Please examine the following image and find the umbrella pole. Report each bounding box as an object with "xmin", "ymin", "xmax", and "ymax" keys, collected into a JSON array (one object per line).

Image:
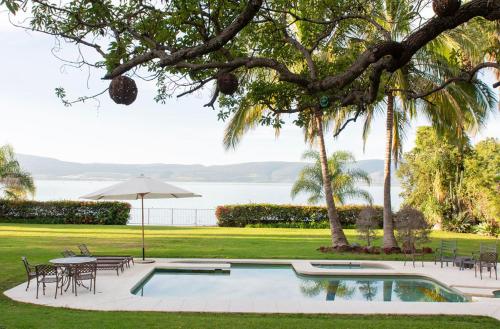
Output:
[{"xmin": 141, "ymin": 195, "xmax": 145, "ymax": 260}]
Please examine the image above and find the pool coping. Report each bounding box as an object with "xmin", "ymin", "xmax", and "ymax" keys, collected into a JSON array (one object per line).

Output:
[{"xmin": 4, "ymin": 258, "xmax": 500, "ymax": 320}]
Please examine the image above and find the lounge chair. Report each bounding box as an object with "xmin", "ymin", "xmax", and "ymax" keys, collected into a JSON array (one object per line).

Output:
[
  {"xmin": 434, "ymin": 240, "xmax": 457, "ymax": 267},
  {"xmin": 21, "ymin": 256, "xmax": 37, "ymax": 291},
  {"xmin": 35, "ymin": 264, "xmax": 64, "ymax": 299},
  {"xmin": 62, "ymin": 248, "xmax": 125, "ymax": 275},
  {"xmin": 61, "ymin": 249, "xmax": 78, "ymax": 258},
  {"xmin": 475, "ymin": 252, "xmax": 498, "ymax": 280},
  {"xmin": 78, "ymin": 244, "xmax": 134, "ymax": 266},
  {"xmin": 73, "ymin": 262, "xmax": 97, "ymax": 296}
]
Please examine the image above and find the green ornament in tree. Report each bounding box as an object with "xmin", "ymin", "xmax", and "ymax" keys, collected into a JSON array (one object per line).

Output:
[{"xmin": 319, "ymin": 96, "xmax": 330, "ymax": 108}]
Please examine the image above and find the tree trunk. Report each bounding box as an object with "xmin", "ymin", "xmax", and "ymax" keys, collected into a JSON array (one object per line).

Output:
[
  {"xmin": 314, "ymin": 111, "xmax": 349, "ymax": 247},
  {"xmin": 383, "ymin": 94, "xmax": 398, "ymax": 249}
]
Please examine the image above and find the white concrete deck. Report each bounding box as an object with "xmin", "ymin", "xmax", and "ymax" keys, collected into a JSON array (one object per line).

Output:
[{"xmin": 4, "ymin": 259, "xmax": 500, "ymax": 320}]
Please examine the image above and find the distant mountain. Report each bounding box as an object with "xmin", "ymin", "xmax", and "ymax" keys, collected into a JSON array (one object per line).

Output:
[{"xmin": 16, "ymin": 153, "xmax": 397, "ymax": 184}]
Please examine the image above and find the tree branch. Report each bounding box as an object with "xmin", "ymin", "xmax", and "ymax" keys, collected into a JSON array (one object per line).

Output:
[
  {"xmin": 391, "ymin": 62, "xmax": 500, "ymax": 99},
  {"xmin": 104, "ymin": 0, "xmax": 263, "ymax": 79},
  {"xmin": 309, "ymin": 0, "xmax": 500, "ymax": 94},
  {"xmin": 173, "ymin": 57, "xmax": 309, "ymax": 86}
]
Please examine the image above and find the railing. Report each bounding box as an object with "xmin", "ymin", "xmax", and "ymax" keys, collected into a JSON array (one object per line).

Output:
[{"xmin": 128, "ymin": 208, "xmax": 217, "ymax": 226}]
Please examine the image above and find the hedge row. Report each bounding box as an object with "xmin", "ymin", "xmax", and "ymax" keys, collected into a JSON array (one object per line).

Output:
[
  {"xmin": 0, "ymin": 200, "xmax": 131, "ymax": 225},
  {"xmin": 216, "ymin": 204, "xmax": 384, "ymax": 228}
]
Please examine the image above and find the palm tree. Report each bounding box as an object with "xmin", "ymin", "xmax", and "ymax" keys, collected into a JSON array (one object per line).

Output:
[
  {"xmin": 311, "ymin": 112, "xmax": 351, "ymax": 246},
  {"xmin": 291, "ymin": 150, "xmax": 373, "ymax": 206},
  {"xmin": 0, "ymin": 145, "xmax": 35, "ymax": 199},
  {"xmin": 341, "ymin": 1, "xmax": 498, "ymax": 249},
  {"xmin": 223, "ymin": 100, "xmax": 351, "ymax": 246}
]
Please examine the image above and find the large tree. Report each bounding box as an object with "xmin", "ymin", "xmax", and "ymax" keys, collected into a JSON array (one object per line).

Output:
[
  {"xmin": 2, "ymin": 0, "xmax": 499, "ymax": 245},
  {"xmin": 396, "ymin": 126, "xmax": 499, "ymax": 233},
  {"xmin": 336, "ymin": 0, "xmax": 498, "ymax": 249}
]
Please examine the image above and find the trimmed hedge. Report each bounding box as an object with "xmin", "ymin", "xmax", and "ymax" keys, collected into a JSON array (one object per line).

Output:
[
  {"xmin": 216, "ymin": 204, "xmax": 384, "ymax": 228},
  {"xmin": 0, "ymin": 200, "xmax": 131, "ymax": 225}
]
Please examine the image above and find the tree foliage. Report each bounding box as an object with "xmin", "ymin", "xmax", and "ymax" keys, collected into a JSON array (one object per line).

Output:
[
  {"xmin": 397, "ymin": 127, "xmax": 499, "ymax": 235},
  {"xmin": 462, "ymin": 138, "xmax": 500, "ymax": 235},
  {"xmin": 0, "ymin": 145, "xmax": 35, "ymax": 200},
  {"xmin": 1, "ymin": 0, "xmax": 498, "ymax": 134}
]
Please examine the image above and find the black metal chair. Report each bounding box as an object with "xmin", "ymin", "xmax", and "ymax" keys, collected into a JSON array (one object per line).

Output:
[
  {"xmin": 35, "ymin": 264, "xmax": 64, "ymax": 299},
  {"xmin": 479, "ymin": 243, "xmax": 497, "ymax": 254},
  {"xmin": 434, "ymin": 240, "xmax": 457, "ymax": 267},
  {"xmin": 21, "ymin": 256, "xmax": 37, "ymax": 291},
  {"xmin": 475, "ymin": 252, "xmax": 498, "ymax": 280},
  {"xmin": 403, "ymin": 244, "xmax": 424, "ymax": 267},
  {"xmin": 73, "ymin": 262, "xmax": 97, "ymax": 296}
]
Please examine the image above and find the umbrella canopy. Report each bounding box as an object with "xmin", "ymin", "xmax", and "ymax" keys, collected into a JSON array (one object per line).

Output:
[
  {"xmin": 80, "ymin": 175, "xmax": 201, "ymax": 262},
  {"xmin": 80, "ymin": 175, "xmax": 201, "ymax": 200}
]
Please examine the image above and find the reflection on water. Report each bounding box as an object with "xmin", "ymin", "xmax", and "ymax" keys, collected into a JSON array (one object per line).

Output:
[
  {"xmin": 133, "ymin": 265, "xmax": 467, "ymax": 302},
  {"xmin": 299, "ymin": 276, "xmax": 464, "ymax": 302}
]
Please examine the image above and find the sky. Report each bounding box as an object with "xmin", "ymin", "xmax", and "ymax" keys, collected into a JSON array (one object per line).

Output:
[{"xmin": 0, "ymin": 12, "xmax": 498, "ymax": 166}]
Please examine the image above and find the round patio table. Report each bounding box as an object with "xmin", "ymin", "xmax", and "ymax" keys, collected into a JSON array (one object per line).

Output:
[
  {"xmin": 50, "ymin": 257, "xmax": 96, "ymax": 292},
  {"xmin": 454, "ymin": 256, "xmax": 474, "ymax": 270},
  {"xmin": 50, "ymin": 257, "xmax": 96, "ymax": 265}
]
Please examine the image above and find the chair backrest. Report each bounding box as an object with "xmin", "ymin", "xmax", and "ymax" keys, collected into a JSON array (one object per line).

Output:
[
  {"xmin": 440, "ymin": 240, "xmax": 457, "ymax": 255},
  {"xmin": 61, "ymin": 249, "xmax": 76, "ymax": 258},
  {"xmin": 22, "ymin": 256, "xmax": 31, "ymax": 274},
  {"xmin": 479, "ymin": 252, "xmax": 498, "ymax": 264},
  {"xmin": 75, "ymin": 262, "xmax": 97, "ymax": 276},
  {"xmin": 480, "ymin": 243, "xmax": 497, "ymax": 253},
  {"xmin": 35, "ymin": 264, "xmax": 58, "ymax": 277},
  {"xmin": 78, "ymin": 244, "xmax": 92, "ymax": 256}
]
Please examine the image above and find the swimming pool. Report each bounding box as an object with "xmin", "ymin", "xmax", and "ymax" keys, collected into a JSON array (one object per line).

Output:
[{"xmin": 131, "ymin": 264, "xmax": 468, "ymax": 302}]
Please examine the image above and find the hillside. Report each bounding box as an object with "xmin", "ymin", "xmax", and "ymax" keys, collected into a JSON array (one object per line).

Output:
[{"xmin": 16, "ymin": 154, "xmax": 397, "ymax": 184}]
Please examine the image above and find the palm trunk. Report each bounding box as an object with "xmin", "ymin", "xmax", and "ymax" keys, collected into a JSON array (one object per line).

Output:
[
  {"xmin": 383, "ymin": 94, "xmax": 398, "ymax": 249},
  {"xmin": 314, "ymin": 111, "xmax": 349, "ymax": 247}
]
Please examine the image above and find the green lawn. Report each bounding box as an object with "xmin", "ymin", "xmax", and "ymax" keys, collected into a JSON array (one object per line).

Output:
[{"xmin": 0, "ymin": 223, "xmax": 498, "ymax": 328}]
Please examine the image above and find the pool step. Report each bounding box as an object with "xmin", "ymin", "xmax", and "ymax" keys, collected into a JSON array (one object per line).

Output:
[{"xmin": 156, "ymin": 262, "xmax": 230, "ymax": 272}]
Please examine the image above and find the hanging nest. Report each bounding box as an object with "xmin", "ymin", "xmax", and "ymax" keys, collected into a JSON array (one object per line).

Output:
[
  {"xmin": 432, "ymin": 0, "xmax": 461, "ymax": 17},
  {"xmin": 217, "ymin": 72, "xmax": 239, "ymax": 95},
  {"xmin": 109, "ymin": 76, "xmax": 138, "ymax": 105}
]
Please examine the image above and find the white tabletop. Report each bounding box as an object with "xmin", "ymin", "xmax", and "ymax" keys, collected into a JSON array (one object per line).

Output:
[{"xmin": 49, "ymin": 257, "xmax": 96, "ymax": 265}]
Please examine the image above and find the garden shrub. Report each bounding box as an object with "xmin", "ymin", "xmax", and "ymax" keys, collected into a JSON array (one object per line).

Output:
[
  {"xmin": 0, "ymin": 199, "xmax": 131, "ymax": 225},
  {"xmin": 216, "ymin": 204, "xmax": 383, "ymax": 228},
  {"xmin": 394, "ymin": 206, "xmax": 431, "ymax": 251},
  {"xmin": 356, "ymin": 207, "xmax": 379, "ymax": 246}
]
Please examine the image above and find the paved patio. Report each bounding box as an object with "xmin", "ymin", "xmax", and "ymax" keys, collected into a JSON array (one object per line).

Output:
[{"xmin": 4, "ymin": 259, "xmax": 500, "ymax": 320}]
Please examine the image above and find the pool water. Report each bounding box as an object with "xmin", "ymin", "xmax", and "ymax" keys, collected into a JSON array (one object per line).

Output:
[{"xmin": 132, "ymin": 265, "xmax": 467, "ymax": 302}]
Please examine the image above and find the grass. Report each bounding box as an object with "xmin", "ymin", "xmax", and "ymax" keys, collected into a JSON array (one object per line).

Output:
[{"xmin": 0, "ymin": 223, "xmax": 499, "ymax": 328}]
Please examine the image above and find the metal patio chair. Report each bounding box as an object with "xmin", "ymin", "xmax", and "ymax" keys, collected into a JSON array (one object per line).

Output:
[
  {"xmin": 35, "ymin": 264, "xmax": 64, "ymax": 299},
  {"xmin": 21, "ymin": 256, "xmax": 37, "ymax": 291},
  {"xmin": 434, "ymin": 240, "xmax": 457, "ymax": 267},
  {"xmin": 73, "ymin": 262, "xmax": 97, "ymax": 296},
  {"xmin": 475, "ymin": 252, "xmax": 498, "ymax": 280},
  {"xmin": 403, "ymin": 244, "xmax": 424, "ymax": 267}
]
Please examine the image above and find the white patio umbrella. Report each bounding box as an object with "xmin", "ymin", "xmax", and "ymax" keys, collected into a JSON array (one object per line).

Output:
[{"xmin": 80, "ymin": 175, "xmax": 201, "ymax": 263}]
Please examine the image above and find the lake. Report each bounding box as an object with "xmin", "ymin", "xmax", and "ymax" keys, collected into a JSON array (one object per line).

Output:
[
  {"xmin": 30, "ymin": 180, "xmax": 403, "ymax": 225},
  {"xmin": 33, "ymin": 180, "xmax": 403, "ymax": 209}
]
